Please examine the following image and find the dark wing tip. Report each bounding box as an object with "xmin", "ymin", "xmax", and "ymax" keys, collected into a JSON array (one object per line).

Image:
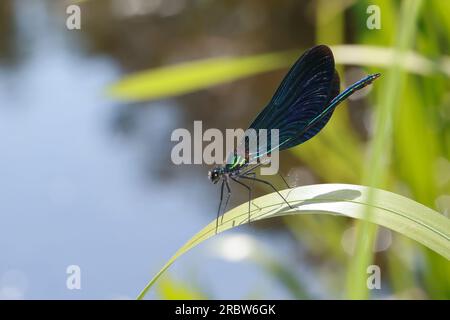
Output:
[
  {"xmin": 309, "ymin": 44, "xmax": 333, "ymax": 57},
  {"xmin": 305, "ymin": 45, "xmax": 335, "ymax": 68}
]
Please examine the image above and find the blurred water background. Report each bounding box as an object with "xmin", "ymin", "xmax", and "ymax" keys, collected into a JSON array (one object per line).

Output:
[{"xmin": 0, "ymin": 0, "xmax": 448, "ymax": 299}]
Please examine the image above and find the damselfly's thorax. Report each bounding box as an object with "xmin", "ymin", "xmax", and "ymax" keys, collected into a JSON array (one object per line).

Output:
[{"xmin": 225, "ymin": 153, "xmax": 248, "ymax": 171}]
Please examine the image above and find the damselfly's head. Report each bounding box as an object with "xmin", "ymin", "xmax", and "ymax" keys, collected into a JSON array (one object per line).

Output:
[{"xmin": 208, "ymin": 167, "xmax": 222, "ymax": 184}]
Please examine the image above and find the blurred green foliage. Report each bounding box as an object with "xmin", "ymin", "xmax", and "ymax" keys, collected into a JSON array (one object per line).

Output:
[{"xmin": 103, "ymin": 0, "xmax": 450, "ymax": 299}]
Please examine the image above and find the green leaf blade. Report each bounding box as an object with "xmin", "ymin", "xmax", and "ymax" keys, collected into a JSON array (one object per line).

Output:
[
  {"xmin": 137, "ymin": 183, "xmax": 449, "ymax": 299},
  {"xmin": 108, "ymin": 52, "xmax": 298, "ymax": 101}
]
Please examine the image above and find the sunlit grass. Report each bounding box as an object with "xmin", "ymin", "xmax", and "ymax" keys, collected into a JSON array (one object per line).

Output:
[{"xmin": 138, "ymin": 184, "xmax": 449, "ymax": 299}]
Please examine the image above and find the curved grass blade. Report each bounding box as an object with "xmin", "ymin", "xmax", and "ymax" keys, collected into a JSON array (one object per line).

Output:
[{"xmin": 137, "ymin": 183, "xmax": 450, "ymax": 299}]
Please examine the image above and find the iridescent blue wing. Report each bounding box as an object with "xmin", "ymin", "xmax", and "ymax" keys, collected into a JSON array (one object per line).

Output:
[
  {"xmin": 227, "ymin": 46, "xmax": 380, "ymax": 166},
  {"xmin": 249, "ymin": 45, "xmax": 336, "ymax": 153},
  {"xmin": 278, "ymin": 69, "xmax": 340, "ymax": 150},
  {"xmin": 235, "ymin": 45, "xmax": 338, "ymax": 164},
  {"xmin": 227, "ymin": 45, "xmax": 380, "ymax": 169},
  {"xmin": 278, "ymin": 72, "xmax": 380, "ymax": 151}
]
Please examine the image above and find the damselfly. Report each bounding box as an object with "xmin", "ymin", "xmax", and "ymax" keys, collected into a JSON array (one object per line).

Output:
[{"xmin": 208, "ymin": 45, "xmax": 380, "ymax": 232}]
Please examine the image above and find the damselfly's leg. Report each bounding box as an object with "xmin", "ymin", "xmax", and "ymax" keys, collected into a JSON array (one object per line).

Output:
[
  {"xmin": 278, "ymin": 172, "xmax": 291, "ymax": 189},
  {"xmin": 230, "ymin": 177, "xmax": 253, "ymax": 223},
  {"xmin": 220, "ymin": 180, "xmax": 231, "ymax": 224},
  {"xmin": 239, "ymin": 163, "xmax": 263, "ymax": 176},
  {"xmin": 239, "ymin": 175, "xmax": 293, "ymax": 209},
  {"xmin": 242, "ymin": 172, "xmax": 261, "ymax": 211},
  {"xmin": 216, "ymin": 180, "xmax": 225, "ymax": 234}
]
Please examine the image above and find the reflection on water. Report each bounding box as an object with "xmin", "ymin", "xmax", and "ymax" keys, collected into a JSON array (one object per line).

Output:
[{"xmin": 0, "ymin": 0, "xmax": 302, "ymax": 299}]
